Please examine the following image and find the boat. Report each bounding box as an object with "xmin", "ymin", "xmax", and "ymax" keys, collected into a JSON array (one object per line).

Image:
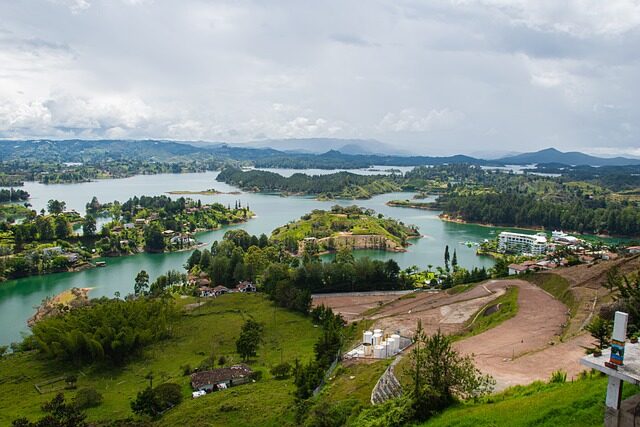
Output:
[{"xmin": 95, "ymin": 261, "xmax": 107, "ymax": 267}]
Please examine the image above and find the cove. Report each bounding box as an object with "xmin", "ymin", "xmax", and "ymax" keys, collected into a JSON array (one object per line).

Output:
[{"xmin": 2, "ymin": 170, "xmax": 504, "ymax": 345}]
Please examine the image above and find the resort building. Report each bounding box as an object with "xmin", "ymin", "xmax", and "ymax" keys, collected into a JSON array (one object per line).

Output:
[{"xmin": 498, "ymin": 231, "xmax": 548, "ymax": 255}]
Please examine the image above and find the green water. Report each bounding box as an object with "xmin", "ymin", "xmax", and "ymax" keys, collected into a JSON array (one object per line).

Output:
[{"xmin": 2, "ymin": 171, "xmax": 504, "ymax": 345}]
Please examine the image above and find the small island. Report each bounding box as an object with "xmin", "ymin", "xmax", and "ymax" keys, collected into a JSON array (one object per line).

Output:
[
  {"xmin": 270, "ymin": 205, "xmax": 420, "ymax": 254},
  {"xmin": 386, "ymin": 199, "xmax": 437, "ymax": 210},
  {"xmin": 166, "ymin": 189, "xmax": 242, "ymax": 195}
]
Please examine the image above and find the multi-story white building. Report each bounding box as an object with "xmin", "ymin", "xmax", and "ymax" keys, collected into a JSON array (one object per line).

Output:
[{"xmin": 498, "ymin": 231, "xmax": 548, "ymax": 255}]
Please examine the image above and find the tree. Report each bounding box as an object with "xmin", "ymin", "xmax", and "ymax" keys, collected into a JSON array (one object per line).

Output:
[
  {"xmin": 47, "ymin": 199, "xmax": 66, "ymax": 215},
  {"xmin": 444, "ymin": 245, "xmax": 450, "ymax": 272},
  {"xmin": 131, "ymin": 386, "xmax": 162, "ymax": 418},
  {"xmin": 82, "ymin": 215, "xmax": 96, "ymax": 237},
  {"xmin": 452, "ymin": 250, "xmax": 458, "ymax": 269},
  {"xmin": 135, "ymin": 270, "xmax": 150, "ymax": 296},
  {"xmin": 54, "ymin": 216, "xmax": 71, "ymax": 239},
  {"xmin": 0, "ymin": 345, "xmax": 8, "ymax": 358},
  {"xmin": 144, "ymin": 223, "xmax": 165, "ymax": 252},
  {"xmin": 236, "ymin": 319, "xmax": 264, "ymax": 361},
  {"xmin": 12, "ymin": 393, "xmax": 87, "ymax": 427},
  {"xmin": 270, "ymin": 362, "xmax": 292, "ymax": 379},
  {"xmin": 586, "ymin": 315, "xmax": 611, "ymax": 349},
  {"xmin": 405, "ymin": 326, "xmax": 494, "ymax": 420}
]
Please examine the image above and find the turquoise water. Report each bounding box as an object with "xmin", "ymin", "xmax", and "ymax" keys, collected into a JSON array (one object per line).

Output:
[{"xmin": 2, "ymin": 171, "xmax": 503, "ymax": 345}]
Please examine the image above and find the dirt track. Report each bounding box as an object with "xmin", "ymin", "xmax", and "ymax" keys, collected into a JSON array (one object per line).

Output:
[{"xmin": 453, "ymin": 279, "xmax": 585, "ymax": 390}]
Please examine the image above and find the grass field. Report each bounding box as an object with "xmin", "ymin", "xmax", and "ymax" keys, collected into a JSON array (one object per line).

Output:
[
  {"xmin": 320, "ymin": 361, "xmax": 390, "ymax": 405},
  {"xmin": 0, "ymin": 293, "xmax": 320, "ymax": 426},
  {"xmin": 420, "ymin": 373, "xmax": 639, "ymax": 427}
]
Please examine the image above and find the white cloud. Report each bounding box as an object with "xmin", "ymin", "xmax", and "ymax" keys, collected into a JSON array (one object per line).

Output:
[{"xmin": 380, "ymin": 109, "xmax": 464, "ymax": 132}]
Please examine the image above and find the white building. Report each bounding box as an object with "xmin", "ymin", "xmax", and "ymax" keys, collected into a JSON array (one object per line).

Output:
[
  {"xmin": 551, "ymin": 230, "xmax": 579, "ymax": 244},
  {"xmin": 498, "ymin": 232, "xmax": 548, "ymax": 255}
]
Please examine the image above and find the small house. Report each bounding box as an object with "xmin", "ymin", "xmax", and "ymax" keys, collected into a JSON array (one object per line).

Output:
[
  {"xmin": 213, "ymin": 285, "xmax": 229, "ymax": 296},
  {"xmin": 627, "ymin": 246, "xmax": 640, "ymax": 254},
  {"xmin": 508, "ymin": 263, "xmax": 531, "ymax": 276},
  {"xmin": 199, "ymin": 286, "xmax": 215, "ymax": 297},
  {"xmin": 64, "ymin": 253, "xmax": 80, "ymax": 263},
  {"xmin": 236, "ymin": 281, "xmax": 256, "ymax": 293},
  {"xmin": 123, "ymin": 223, "xmax": 135, "ymax": 230},
  {"xmin": 190, "ymin": 365, "xmax": 253, "ymax": 392}
]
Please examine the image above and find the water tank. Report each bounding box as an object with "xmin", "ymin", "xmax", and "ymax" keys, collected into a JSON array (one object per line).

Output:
[
  {"xmin": 363, "ymin": 342, "xmax": 372, "ymax": 356},
  {"xmin": 363, "ymin": 331, "xmax": 373, "ymax": 345},
  {"xmin": 373, "ymin": 328, "xmax": 383, "ymax": 335},
  {"xmin": 372, "ymin": 333, "xmax": 382, "ymax": 346},
  {"xmin": 381, "ymin": 341, "xmax": 390, "ymax": 357},
  {"xmin": 387, "ymin": 338, "xmax": 396, "ymax": 355},
  {"xmin": 391, "ymin": 334, "xmax": 401, "ymax": 352},
  {"xmin": 373, "ymin": 345, "xmax": 384, "ymax": 359}
]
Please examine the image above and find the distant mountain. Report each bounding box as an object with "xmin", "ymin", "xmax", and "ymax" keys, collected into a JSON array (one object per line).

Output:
[
  {"xmin": 232, "ymin": 138, "xmax": 407, "ymax": 155},
  {"xmin": 498, "ymin": 148, "xmax": 640, "ymax": 166}
]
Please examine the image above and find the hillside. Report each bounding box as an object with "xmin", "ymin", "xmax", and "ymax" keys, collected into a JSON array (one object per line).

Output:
[
  {"xmin": 270, "ymin": 205, "xmax": 420, "ymax": 253},
  {"xmin": 499, "ymin": 148, "xmax": 640, "ymax": 166},
  {"xmin": 0, "ymin": 294, "xmax": 320, "ymax": 426}
]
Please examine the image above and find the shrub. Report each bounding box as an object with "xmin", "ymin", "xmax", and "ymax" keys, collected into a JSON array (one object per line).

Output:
[
  {"xmin": 131, "ymin": 383, "xmax": 183, "ymax": 418},
  {"xmin": 180, "ymin": 364, "xmax": 192, "ymax": 376},
  {"xmin": 73, "ymin": 387, "xmax": 103, "ymax": 409},
  {"xmin": 270, "ymin": 362, "xmax": 292, "ymax": 379},
  {"xmin": 154, "ymin": 383, "xmax": 183, "ymax": 409},
  {"xmin": 218, "ymin": 355, "xmax": 226, "ymax": 366},
  {"xmin": 549, "ymin": 370, "xmax": 567, "ymax": 384}
]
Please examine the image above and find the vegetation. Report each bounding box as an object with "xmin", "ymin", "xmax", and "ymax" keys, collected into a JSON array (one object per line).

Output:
[
  {"xmin": 0, "ymin": 293, "xmax": 321, "ymax": 425},
  {"xmin": 270, "ymin": 205, "xmax": 419, "ymax": 253},
  {"xmin": 217, "ymin": 167, "xmax": 402, "ymax": 199},
  {"xmin": 236, "ymin": 319, "xmax": 264, "ymax": 361},
  {"xmin": 459, "ymin": 286, "xmax": 519, "ymax": 339},
  {"xmin": 30, "ymin": 297, "xmax": 179, "ymax": 365},
  {"xmin": 419, "ymin": 373, "xmax": 637, "ymax": 427}
]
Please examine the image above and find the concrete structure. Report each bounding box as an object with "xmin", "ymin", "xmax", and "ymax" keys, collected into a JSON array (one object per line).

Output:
[
  {"xmin": 581, "ymin": 312, "xmax": 640, "ymax": 427},
  {"xmin": 498, "ymin": 231, "xmax": 548, "ymax": 255},
  {"xmin": 346, "ymin": 328, "xmax": 412, "ymax": 360}
]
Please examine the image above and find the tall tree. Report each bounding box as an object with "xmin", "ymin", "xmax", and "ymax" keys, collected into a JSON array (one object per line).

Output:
[
  {"xmin": 134, "ymin": 270, "xmax": 150, "ymax": 296},
  {"xmin": 444, "ymin": 245, "xmax": 450, "ymax": 271}
]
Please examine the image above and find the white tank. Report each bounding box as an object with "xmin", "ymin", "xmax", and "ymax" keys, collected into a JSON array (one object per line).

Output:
[
  {"xmin": 381, "ymin": 341, "xmax": 390, "ymax": 357},
  {"xmin": 356, "ymin": 350, "xmax": 365, "ymax": 357},
  {"xmin": 373, "ymin": 345, "xmax": 384, "ymax": 359},
  {"xmin": 372, "ymin": 333, "xmax": 382, "ymax": 346},
  {"xmin": 391, "ymin": 334, "xmax": 401, "ymax": 352},
  {"xmin": 363, "ymin": 331, "xmax": 373, "ymax": 345},
  {"xmin": 387, "ymin": 338, "xmax": 396, "ymax": 355},
  {"xmin": 363, "ymin": 343, "xmax": 372, "ymax": 356},
  {"xmin": 373, "ymin": 328, "xmax": 383, "ymax": 335}
]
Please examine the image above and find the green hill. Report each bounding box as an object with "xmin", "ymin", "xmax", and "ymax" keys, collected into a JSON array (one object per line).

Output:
[
  {"xmin": 270, "ymin": 205, "xmax": 419, "ymax": 253},
  {"xmin": 0, "ymin": 294, "xmax": 320, "ymax": 426}
]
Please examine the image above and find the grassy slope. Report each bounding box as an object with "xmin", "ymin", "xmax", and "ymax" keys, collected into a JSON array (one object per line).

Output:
[
  {"xmin": 270, "ymin": 211, "xmax": 414, "ymax": 246},
  {"xmin": 321, "ymin": 361, "xmax": 391, "ymax": 406},
  {"xmin": 0, "ymin": 293, "xmax": 320, "ymax": 426},
  {"xmin": 421, "ymin": 375, "xmax": 639, "ymax": 427},
  {"xmin": 525, "ymin": 273, "xmax": 577, "ymax": 317}
]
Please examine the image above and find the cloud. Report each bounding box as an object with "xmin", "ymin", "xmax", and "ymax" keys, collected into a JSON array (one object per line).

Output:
[
  {"xmin": 380, "ymin": 109, "xmax": 464, "ymax": 132},
  {"xmin": 0, "ymin": 0, "xmax": 639, "ymax": 155}
]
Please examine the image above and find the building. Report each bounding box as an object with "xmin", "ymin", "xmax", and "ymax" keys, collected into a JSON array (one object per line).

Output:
[
  {"xmin": 190, "ymin": 365, "xmax": 253, "ymax": 392},
  {"xmin": 236, "ymin": 281, "xmax": 256, "ymax": 293},
  {"xmin": 213, "ymin": 285, "xmax": 229, "ymax": 296},
  {"xmin": 627, "ymin": 246, "xmax": 640, "ymax": 254},
  {"xmin": 551, "ymin": 230, "xmax": 579, "ymax": 245},
  {"xmin": 498, "ymin": 232, "xmax": 548, "ymax": 255},
  {"xmin": 508, "ymin": 263, "xmax": 532, "ymax": 275}
]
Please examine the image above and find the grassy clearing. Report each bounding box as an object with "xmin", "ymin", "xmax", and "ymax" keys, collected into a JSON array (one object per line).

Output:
[
  {"xmin": 457, "ymin": 286, "xmax": 519, "ymax": 340},
  {"xmin": 320, "ymin": 360, "xmax": 390, "ymax": 405},
  {"xmin": 526, "ymin": 273, "xmax": 577, "ymax": 316},
  {"xmin": 0, "ymin": 293, "xmax": 320, "ymax": 426},
  {"xmin": 420, "ymin": 374, "xmax": 639, "ymax": 427}
]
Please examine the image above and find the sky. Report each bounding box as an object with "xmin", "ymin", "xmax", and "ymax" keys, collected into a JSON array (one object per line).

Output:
[{"xmin": 0, "ymin": 0, "xmax": 639, "ymax": 156}]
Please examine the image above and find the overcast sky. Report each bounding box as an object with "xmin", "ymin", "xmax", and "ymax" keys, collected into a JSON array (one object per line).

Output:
[{"xmin": 1, "ymin": 1, "xmax": 639, "ymax": 156}]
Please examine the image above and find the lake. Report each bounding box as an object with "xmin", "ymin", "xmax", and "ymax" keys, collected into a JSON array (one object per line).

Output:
[{"xmin": 2, "ymin": 170, "xmax": 505, "ymax": 345}]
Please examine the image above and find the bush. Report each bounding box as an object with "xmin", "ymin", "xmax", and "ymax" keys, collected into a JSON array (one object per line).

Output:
[
  {"xmin": 180, "ymin": 364, "xmax": 192, "ymax": 376},
  {"xmin": 73, "ymin": 387, "xmax": 103, "ymax": 409},
  {"xmin": 549, "ymin": 370, "xmax": 567, "ymax": 384},
  {"xmin": 218, "ymin": 355, "xmax": 226, "ymax": 366},
  {"xmin": 154, "ymin": 383, "xmax": 183, "ymax": 409},
  {"xmin": 270, "ymin": 362, "xmax": 292, "ymax": 379},
  {"xmin": 250, "ymin": 370, "xmax": 263, "ymax": 382}
]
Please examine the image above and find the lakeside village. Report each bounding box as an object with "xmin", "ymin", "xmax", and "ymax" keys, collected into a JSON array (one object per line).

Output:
[{"xmin": 484, "ymin": 229, "xmax": 640, "ymax": 275}]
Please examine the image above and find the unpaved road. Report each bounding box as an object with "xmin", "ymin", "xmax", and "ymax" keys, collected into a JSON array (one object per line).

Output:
[{"xmin": 454, "ymin": 279, "xmax": 586, "ymax": 390}]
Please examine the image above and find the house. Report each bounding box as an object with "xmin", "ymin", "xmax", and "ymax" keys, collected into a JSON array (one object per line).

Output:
[
  {"xmin": 123, "ymin": 223, "xmax": 135, "ymax": 230},
  {"xmin": 199, "ymin": 286, "xmax": 215, "ymax": 297},
  {"xmin": 236, "ymin": 281, "xmax": 256, "ymax": 293},
  {"xmin": 42, "ymin": 246, "xmax": 63, "ymax": 257},
  {"xmin": 163, "ymin": 229, "xmax": 175, "ymax": 236},
  {"xmin": 508, "ymin": 263, "xmax": 533, "ymax": 275},
  {"xmin": 170, "ymin": 233, "xmax": 195, "ymax": 247},
  {"xmin": 627, "ymin": 246, "xmax": 640, "ymax": 254},
  {"xmin": 64, "ymin": 253, "xmax": 80, "ymax": 263},
  {"xmin": 134, "ymin": 218, "xmax": 147, "ymax": 227},
  {"xmin": 213, "ymin": 285, "xmax": 230, "ymax": 296},
  {"xmin": 190, "ymin": 365, "xmax": 253, "ymax": 392}
]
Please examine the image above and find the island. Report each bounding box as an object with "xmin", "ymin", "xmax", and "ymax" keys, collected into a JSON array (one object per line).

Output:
[
  {"xmin": 166, "ymin": 189, "xmax": 242, "ymax": 195},
  {"xmin": 386, "ymin": 199, "xmax": 437, "ymax": 210},
  {"xmin": 270, "ymin": 205, "xmax": 420, "ymax": 254},
  {"xmin": 0, "ymin": 195, "xmax": 254, "ymax": 281}
]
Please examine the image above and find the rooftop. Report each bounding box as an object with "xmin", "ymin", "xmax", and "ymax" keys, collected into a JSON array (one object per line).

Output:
[{"xmin": 191, "ymin": 365, "xmax": 253, "ymax": 389}]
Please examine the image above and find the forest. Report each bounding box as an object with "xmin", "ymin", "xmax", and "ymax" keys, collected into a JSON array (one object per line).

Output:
[{"xmin": 216, "ymin": 167, "xmax": 402, "ymax": 199}]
